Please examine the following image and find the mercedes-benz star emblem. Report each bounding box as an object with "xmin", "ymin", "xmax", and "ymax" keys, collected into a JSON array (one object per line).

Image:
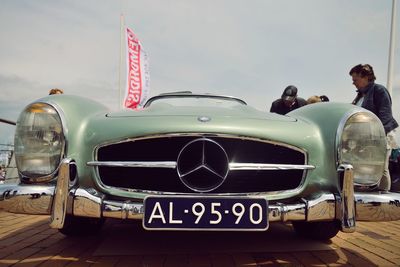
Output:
[
  {"xmin": 177, "ymin": 138, "xmax": 229, "ymax": 192},
  {"xmin": 198, "ymin": 116, "xmax": 211, "ymax": 122}
]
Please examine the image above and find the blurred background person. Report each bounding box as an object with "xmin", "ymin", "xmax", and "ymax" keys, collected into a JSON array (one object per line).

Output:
[
  {"xmin": 307, "ymin": 95, "xmax": 330, "ymax": 104},
  {"xmin": 319, "ymin": 95, "xmax": 329, "ymax": 102},
  {"xmin": 270, "ymin": 85, "xmax": 307, "ymax": 115},
  {"xmin": 49, "ymin": 88, "xmax": 64, "ymax": 95},
  {"xmin": 307, "ymin": 95, "xmax": 322, "ymax": 104}
]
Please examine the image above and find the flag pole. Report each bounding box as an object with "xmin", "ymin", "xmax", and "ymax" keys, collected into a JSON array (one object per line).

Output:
[
  {"xmin": 119, "ymin": 13, "xmax": 125, "ymax": 110},
  {"xmin": 387, "ymin": 0, "xmax": 397, "ymax": 95}
]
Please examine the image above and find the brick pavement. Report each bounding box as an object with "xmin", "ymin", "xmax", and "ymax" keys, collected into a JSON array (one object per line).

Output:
[{"xmin": 0, "ymin": 211, "xmax": 399, "ymax": 266}]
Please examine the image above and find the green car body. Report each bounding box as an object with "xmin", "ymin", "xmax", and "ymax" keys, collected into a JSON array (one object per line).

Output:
[{"xmin": 1, "ymin": 92, "xmax": 399, "ymax": 239}]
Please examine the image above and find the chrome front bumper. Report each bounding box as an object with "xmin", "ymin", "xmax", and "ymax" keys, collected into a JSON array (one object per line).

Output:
[{"xmin": 1, "ymin": 160, "xmax": 400, "ymax": 231}]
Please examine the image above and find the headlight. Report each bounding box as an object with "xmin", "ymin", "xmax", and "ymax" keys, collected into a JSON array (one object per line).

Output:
[
  {"xmin": 337, "ymin": 111, "xmax": 386, "ymax": 186},
  {"xmin": 14, "ymin": 103, "xmax": 65, "ymax": 182}
]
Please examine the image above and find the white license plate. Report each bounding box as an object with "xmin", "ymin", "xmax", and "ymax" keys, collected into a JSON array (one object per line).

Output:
[{"xmin": 143, "ymin": 196, "xmax": 268, "ymax": 231}]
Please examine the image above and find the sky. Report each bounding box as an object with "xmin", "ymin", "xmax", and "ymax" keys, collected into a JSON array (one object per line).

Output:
[{"xmin": 0, "ymin": 0, "xmax": 399, "ymax": 145}]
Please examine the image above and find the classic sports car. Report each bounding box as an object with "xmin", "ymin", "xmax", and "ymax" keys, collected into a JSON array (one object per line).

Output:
[{"xmin": 1, "ymin": 92, "xmax": 400, "ymax": 240}]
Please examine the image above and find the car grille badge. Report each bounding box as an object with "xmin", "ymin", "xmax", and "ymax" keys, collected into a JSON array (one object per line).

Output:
[
  {"xmin": 198, "ymin": 116, "xmax": 211, "ymax": 122},
  {"xmin": 177, "ymin": 138, "xmax": 229, "ymax": 192}
]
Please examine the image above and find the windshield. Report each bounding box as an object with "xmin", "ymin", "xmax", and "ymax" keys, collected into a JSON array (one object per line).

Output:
[{"xmin": 144, "ymin": 94, "xmax": 247, "ymax": 108}]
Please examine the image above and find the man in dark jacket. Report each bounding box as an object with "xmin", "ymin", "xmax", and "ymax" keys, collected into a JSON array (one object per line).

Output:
[
  {"xmin": 270, "ymin": 85, "xmax": 307, "ymax": 115},
  {"xmin": 350, "ymin": 64, "xmax": 399, "ymax": 191}
]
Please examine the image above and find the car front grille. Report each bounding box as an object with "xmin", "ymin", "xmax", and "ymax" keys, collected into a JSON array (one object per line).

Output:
[{"xmin": 95, "ymin": 135, "xmax": 308, "ymax": 194}]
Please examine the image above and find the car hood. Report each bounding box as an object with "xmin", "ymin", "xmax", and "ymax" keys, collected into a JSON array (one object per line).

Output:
[
  {"xmin": 74, "ymin": 103, "xmax": 318, "ymax": 155},
  {"xmin": 106, "ymin": 104, "xmax": 297, "ymax": 122}
]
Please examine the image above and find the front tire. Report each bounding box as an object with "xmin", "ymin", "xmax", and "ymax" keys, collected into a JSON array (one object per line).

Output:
[
  {"xmin": 58, "ymin": 215, "xmax": 105, "ymax": 236},
  {"xmin": 292, "ymin": 220, "xmax": 340, "ymax": 240}
]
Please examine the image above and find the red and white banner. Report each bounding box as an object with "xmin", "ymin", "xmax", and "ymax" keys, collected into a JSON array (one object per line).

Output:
[{"xmin": 124, "ymin": 27, "xmax": 150, "ymax": 109}]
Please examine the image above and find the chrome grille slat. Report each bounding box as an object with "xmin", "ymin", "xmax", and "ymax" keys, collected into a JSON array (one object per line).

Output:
[
  {"xmin": 229, "ymin": 163, "xmax": 315, "ymax": 171},
  {"xmin": 87, "ymin": 161, "xmax": 177, "ymax": 168},
  {"xmin": 88, "ymin": 161, "xmax": 315, "ymax": 171}
]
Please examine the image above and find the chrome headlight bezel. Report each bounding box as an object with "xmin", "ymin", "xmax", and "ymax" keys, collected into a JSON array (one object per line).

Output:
[
  {"xmin": 14, "ymin": 101, "xmax": 66, "ymax": 183},
  {"xmin": 336, "ymin": 109, "xmax": 387, "ymax": 187}
]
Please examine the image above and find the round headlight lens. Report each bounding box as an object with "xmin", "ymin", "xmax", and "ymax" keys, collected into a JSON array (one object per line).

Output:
[
  {"xmin": 14, "ymin": 103, "xmax": 65, "ymax": 181},
  {"xmin": 338, "ymin": 112, "xmax": 386, "ymax": 186}
]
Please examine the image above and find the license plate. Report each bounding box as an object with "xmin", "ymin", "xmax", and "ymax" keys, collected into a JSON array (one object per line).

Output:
[{"xmin": 143, "ymin": 196, "xmax": 268, "ymax": 231}]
